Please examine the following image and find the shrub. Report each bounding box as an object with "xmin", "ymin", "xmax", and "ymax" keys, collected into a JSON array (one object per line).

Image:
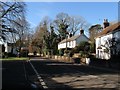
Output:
[
  {"xmin": 90, "ymin": 42, "xmax": 95, "ymax": 53},
  {"xmin": 7, "ymin": 53, "xmax": 16, "ymax": 57},
  {"xmin": 59, "ymin": 49, "xmax": 64, "ymax": 56},
  {"xmin": 64, "ymin": 49, "xmax": 69, "ymax": 54},
  {"xmin": 20, "ymin": 50, "xmax": 28, "ymax": 57},
  {"xmin": 69, "ymin": 50, "xmax": 74, "ymax": 57}
]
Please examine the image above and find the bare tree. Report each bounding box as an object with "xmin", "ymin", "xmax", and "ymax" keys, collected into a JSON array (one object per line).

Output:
[
  {"xmin": 31, "ymin": 16, "xmax": 51, "ymax": 55},
  {"xmin": 69, "ymin": 16, "xmax": 90, "ymax": 36},
  {"xmin": 15, "ymin": 17, "xmax": 30, "ymax": 50},
  {"xmin": 53, "ymin": 13, "xmax": 90, "ymax": 41},
  {"xmin": 53, "ymin": 12, "xmax": 70, "ymax": 41},
  {"xmin": 0, "ymin": 1, "xmax": 26, "ymax": 42},
  {"xmin": 0, "ymin": 1, "xmax": 30, "ymax": 56}
]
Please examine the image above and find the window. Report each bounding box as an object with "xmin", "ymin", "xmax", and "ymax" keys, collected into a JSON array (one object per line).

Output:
[{"xmin": 69, "ymin": 42, "xmax": 71, "ymax": 46}]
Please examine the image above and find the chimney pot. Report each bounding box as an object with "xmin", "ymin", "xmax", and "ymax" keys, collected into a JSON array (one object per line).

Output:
[
  {"xmin": 80, "ymin": 28, "xmax": 84, "ymax": 34},
  {"xmin": 103, "ymin": 19, "xmax": 109, "ymax": 28}
]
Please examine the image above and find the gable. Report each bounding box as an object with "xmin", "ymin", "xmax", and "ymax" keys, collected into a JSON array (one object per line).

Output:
[{"xmin": 76, "ymin": 35, "xmax": 89, "ymax": 45}]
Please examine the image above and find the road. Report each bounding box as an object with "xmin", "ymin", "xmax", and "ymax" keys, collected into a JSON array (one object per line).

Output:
[{"xmin": 2, "ymin": 58, "xmax": 120, "ymax": 89}]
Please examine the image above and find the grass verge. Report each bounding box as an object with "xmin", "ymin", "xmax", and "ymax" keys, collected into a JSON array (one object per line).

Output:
[{"xmin": 0, "ymin": 57, "xmax": 29, "ymax": 60}]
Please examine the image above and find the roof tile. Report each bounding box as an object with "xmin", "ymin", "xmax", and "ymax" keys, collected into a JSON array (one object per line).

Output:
[{"xmin": 97, "ymin": 22, "xmax": 120, "ymax": 37}]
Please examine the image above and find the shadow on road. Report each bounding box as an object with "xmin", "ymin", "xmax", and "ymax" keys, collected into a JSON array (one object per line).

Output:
[
  {"xmin": 2, "ymin": 60, "xmax": 42, "ymax": 89},
  {"xmin": 31, "ymin": 60, "xmax": 119, "ymax": 75},
  {"xmin": 2, "ymin": 59, "xmax": 120, "ymax": 89}
]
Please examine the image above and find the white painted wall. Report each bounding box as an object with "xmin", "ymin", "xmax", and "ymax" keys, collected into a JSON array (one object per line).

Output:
[
  {"xmin": 95, "ymin": 37, "xmax": 101, "ymax": 58},
  {"xmin": 4, "ymin": 43, "xmax": 12, "ymax": 53},
  {"xmin": 58, "ymin": 40, "xmax": 76, "ymax": 49},
  {"xmin": 96, "ymin": 30, "xmax": 120, "ymax": 59},
  {"xmin": 58, "ymin": 34, "xmax": 89, "ymax": 50},
  {"xmin": 96, "ymin": 34, "xmax": 113, "ymax": 59},
  {"xmin": 58, "ymin": 43, "xmax": 66, "ymax": 49},
  {"xmin": 1, "ymin": 43, "xmax": 17, "ymax": 54}
]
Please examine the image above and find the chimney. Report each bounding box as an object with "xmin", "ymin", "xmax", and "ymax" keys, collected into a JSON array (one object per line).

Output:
[
  {"xmin": 69, "ymin": 33, "xmax": 73, "ymax": 37},
  {"xmin": 67, "ymin": 33, "xmax": 72, "ymax": 38},
  {"xmin": 80, "ymin": 28, "xmax": 84, "ymax": 35},
  {"xmin": 103, "ymin": 19, "xmax": 109, "ymax": 28}
]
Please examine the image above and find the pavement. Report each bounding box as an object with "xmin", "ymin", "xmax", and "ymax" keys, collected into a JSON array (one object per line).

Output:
[{"xmin": 2, "ymin": 57, "xmax": 120, "ymax": 89}]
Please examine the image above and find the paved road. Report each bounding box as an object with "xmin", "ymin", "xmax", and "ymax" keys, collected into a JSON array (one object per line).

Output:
[
  {"xmin": 2, "ymin": 60, "xmax": 42, "ymax": 89},
  {"xmin": 29, "ymin": 59, "xmax": 120, "ymax": 89},
  {"xmin": 2, "ymin": 58, "xmax": 120, "ymax": 89}
]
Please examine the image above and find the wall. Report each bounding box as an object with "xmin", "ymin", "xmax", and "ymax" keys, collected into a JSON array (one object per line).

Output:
[
  {"xmin": 76, "ymin": 35, "xmax": 89, "ymax": 45},
  {"xmin": 58, "ymin": 34, "xmax": 89, "ymax": 50},
  {"xmin": 113, "ymin": 30, "xmax": 120, "ymax": 54},
  {"xmin": 58, "ymin": 43, "xmax": 66, "ymax": 49},
  {"xmin": 96, "ymin": 34, "xmax": 113, "ymax": 59},
  {"xmin": 67, "ymin": 41, "xmax": 76, "ymax": 48},
  {"xmin": 4, "ymin": 43, "xmax": 11, "ymax": 53},
  {"xmin": 96, "ymin": 30, "xmax": 120, "ymax": 59},
  {"xmin": 58, "ymin": 40, "xmax": 76, "ymax": 49},
  {"xmin": 4, "ymin": 43, "xmax": 17, "ymax": 55}
]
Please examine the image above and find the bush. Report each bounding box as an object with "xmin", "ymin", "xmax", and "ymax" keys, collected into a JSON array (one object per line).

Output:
[
  {"xmin": 72, "ymin": 57, "xmax": 81, "ymax": 63},
  {"xmin": 90, "ymin": 42, "xmax": 95, "ymax": 53},
  {"xmin": 2, "ymin": 52, "xmax": 17, "ymax": 58},
  {"xmin": 64, "ymin": 49, "xmax": 69, "ymax": 54},
  {"xmin": 4, "ymin": 52, "xmax": 8, "ymax": 58},
  {"xmin": 59, "ymin": 49, "xmax": 64, "ymax": 56},
  {"xmin": 7, "ymin": 53, "xmax": 16, "ymax": 57},
  {"xmin": 20, "ymin": 50, "xmax": 28, "ymax": 57},
  {"xmin": 69, "ymin": 50, "xmax": 74, "ymax": 57}
]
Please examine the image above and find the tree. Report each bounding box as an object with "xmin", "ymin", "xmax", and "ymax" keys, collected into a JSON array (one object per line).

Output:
[
  {"xmin": 31, "ymin": 16, "xmax": 50, "ymax": 55},
  {"xmin": 71, "ymin": 41, "xmax": 90, "ymax": 58},
  {"xmin": 78, "ymin": 41, "xmax": 90, "ymax": 58},
  {"xmin": 53, "ymin": 12, "xmax": 70, "ymax": 41},
  {"xmin": 14, "ymin": 17, "xmax": 30, "ymax": 51},
  {"xmin": 68, "ymin": 16, "xmax": 90, "ymax": 36},
  {"xmin": 89, "ymin": 24, "xmax": 103, "ymax": 42},
  {"xmin": 0, "ymin": 1, "xmax": 27, "ymax": 42},
  {"xmin": 89, "ymin": 24, "xmax": 103, "ymax": 53},
  {"xmin": 53, "ymin": 12, "xmax": 90, "ymax": 42},
  {"xmin": 43, "ymin": 25, "xmax": 58, "ymax": 55},
  {"xmin": 0, "ymin": 2, "xmax": 30, "ymax": 56}
]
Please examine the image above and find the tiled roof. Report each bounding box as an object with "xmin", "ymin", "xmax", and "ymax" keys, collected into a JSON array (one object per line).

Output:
[
  {"xmin": 96, "ymin": 22, "xmax": 120, "ymax": 37},
  {"xmin": 59, "ymin": 35, "xmax": 79, "ymax": 44},
  {"xmin": 59, "ymin": 34, "xmax": 88, "ymax": 44}
]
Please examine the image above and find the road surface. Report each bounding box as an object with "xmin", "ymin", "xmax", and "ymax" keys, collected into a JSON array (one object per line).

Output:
[{"xmin": 2, "ymin": 58, "xmax": 120, "ymax": 89}]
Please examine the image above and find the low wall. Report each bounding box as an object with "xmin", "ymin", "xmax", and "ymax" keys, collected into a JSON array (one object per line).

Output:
[
  {"xmin": 51, "ymin": 55, "xmax": 88, "ymax": 64},
  {"xmin": 51, "ymin": 55, "xmax": 74, "ymax": 63},
  {"xmin": 51, "ymin": 55, "xmax": 119, "ymax": 70}
]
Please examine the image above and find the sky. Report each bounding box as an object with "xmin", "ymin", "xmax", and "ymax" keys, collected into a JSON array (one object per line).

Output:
[{"xmin": 25, "ymin": 2, "xmax": 118, "ymax": 35}]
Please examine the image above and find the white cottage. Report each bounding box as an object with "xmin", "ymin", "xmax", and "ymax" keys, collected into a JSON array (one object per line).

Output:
[
  {"xmin": 0, "ymin": 41, "xmax": 17, "ymax": 55},
  {"xmin": 95, "ymin": 19, "xmax": 120, "ymax": 60},
  {"xmin": 58, "ymin": 29, "xmax": 89, "ymax": 50}
]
